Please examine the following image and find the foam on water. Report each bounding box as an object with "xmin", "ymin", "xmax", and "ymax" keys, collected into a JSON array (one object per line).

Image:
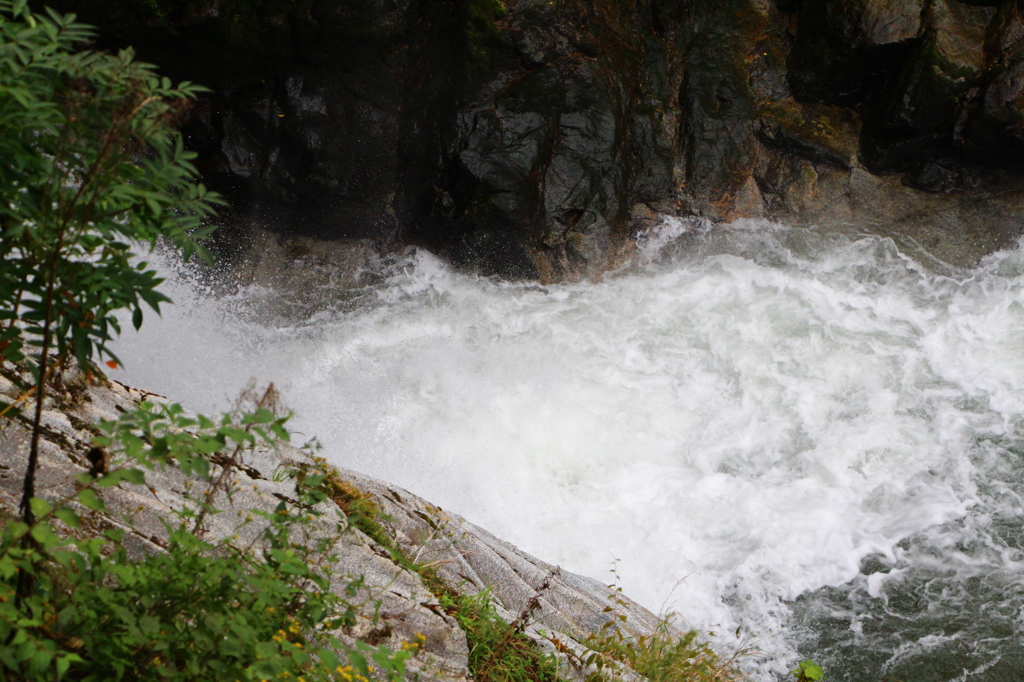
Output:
[{"xmin": 112, "ymin": 219, "xmax": 1024, "ymax": 680}]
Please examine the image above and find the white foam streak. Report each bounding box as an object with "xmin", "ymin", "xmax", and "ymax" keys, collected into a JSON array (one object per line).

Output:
[{"xmin": 112, "ymin": 221, "xmax": 1024, "ymax": 676}]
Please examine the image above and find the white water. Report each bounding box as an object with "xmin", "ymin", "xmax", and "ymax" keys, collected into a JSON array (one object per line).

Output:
[{"xmin": 112, "ymin": 219, "xmax": 1024, "ymax": 680}]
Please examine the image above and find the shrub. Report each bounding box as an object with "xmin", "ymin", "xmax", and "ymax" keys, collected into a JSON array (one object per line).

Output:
[
  {"xmin": 578, "ymin": 616, "xmax": 743, "ymax": 682},
  {"xmin": 0, "ymin": 0, "xmax": 221, "ymax": 527},
  {"xmin": 0, "ymin": 386, "xmax": 418, "ymax": 680},
  {"xmin": 435, "ymin": 586, "xmax": 561, "ymax": 682},
  {"xmin": 0, "ymin": 4, "xmax": 417, "ymax": 679}
]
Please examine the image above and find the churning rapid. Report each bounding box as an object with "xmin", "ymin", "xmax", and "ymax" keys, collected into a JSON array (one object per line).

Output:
[{"xmin": 112, "ymin": 219, "xmax": 1024, "ymax": 681}]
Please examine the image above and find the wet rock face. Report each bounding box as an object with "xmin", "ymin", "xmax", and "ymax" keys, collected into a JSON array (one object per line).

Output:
[
  {"xmin": 56, "ymin": 0, "xmax": 1024, "ymax": 279},
  {"xmin": 860, "ymin": 0, "xmax": 996, "ymax": 170},
  {"xmin": 788, "ymin": 0, "xmax": 1024, "ymax": 177},
  {"xmin": 433, "ymin": 1, "xmax": 646, "ymax": 279},
  {"xmin": 194, "ymin": 71, "xmax": 404, "ymax": 241},
  {"xmin": 789, "ymin": 0, "xmax": 925, "ymax": 105}
]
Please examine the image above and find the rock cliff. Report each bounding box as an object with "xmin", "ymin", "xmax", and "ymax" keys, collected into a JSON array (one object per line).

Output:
[
  {"xmin": 46, "ymin": 0, "xmax": 1024, "ymax": 278},
  {"xmin": 0, "ymin": 370, "xmax": 677, "ymax": 681}
]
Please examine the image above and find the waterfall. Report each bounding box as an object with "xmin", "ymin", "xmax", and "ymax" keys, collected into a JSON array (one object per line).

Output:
[{"xmin": 112, "ymin": 219, "xmax": 1024, "ymax": 681}]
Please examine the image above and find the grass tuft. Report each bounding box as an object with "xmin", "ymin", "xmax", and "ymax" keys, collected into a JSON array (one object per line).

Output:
[
  {"xmin": 580, "ymin": 614, "xmax": 748, "ymax": 682},
  {"xmin": 438, "ymin": 587, "xmax": 562, "ymax": 682}
]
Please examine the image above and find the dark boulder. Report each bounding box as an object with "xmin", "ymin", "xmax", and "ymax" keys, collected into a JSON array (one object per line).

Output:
[
  {"xmin": 789, "ymin": 0, "xmax": 925, "ymax": 105},
  {"xmin": 957, "ymin": 0, "xmax": 1024, "ymax": 168},
  {"xmin": 861, "ymin": 0, "xmax": 994, "ymax": 170},
  {"xmin": 48, "ymin": 0, "xmax": 419, "ymax": 247}
]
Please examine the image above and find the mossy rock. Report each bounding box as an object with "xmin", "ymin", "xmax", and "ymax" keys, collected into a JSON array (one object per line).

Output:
[{"xmin": 757, "ymin": 98, "xmax": 862, "ymax": 170}]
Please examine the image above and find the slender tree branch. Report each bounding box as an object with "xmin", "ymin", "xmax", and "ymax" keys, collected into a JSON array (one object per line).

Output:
[{"xmin": 192, "ymin": 384, "xmax": 277, "ymax": 535}]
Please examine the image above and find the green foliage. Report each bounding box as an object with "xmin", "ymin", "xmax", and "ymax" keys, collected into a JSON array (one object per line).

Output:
[
  {"xmin": 0, "ymin": 0, "xmax": 225, "ymax": 556},
  {"xmin": 576, "ymin": 610, "xmax": 744, "ymax": 682},
  {"xmin": 435, "ymin": 586, "xmax": 561, "ymax": 682},
  {"xmin": 791, "ymin": 659, "xmax": 824, "ymax": 682},
  {"xmin": 0, "ymin": 390, "xmax": 419, "ymax": 681},
  {"xmin": 0, "ymin": 0, "xmax": 221, "ymax": 376},
  {"xmin": 0, "ymin": 6, "xmax": 419, "ymax": 679}
]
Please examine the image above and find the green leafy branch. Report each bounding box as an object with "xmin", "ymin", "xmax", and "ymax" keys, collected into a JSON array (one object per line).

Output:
[
  {"xmin": 0, "ymin": 387, "xmax": 420, "ymax": 681},
  {"xmin": 0, "ymin": 0, "xmax": 223, "ymax": 536}
]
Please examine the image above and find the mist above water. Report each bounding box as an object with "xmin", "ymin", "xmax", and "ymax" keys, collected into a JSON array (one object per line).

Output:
[{"xmin": 112, "ymin": 219, "xmax": 1024, "ymax": 680}]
